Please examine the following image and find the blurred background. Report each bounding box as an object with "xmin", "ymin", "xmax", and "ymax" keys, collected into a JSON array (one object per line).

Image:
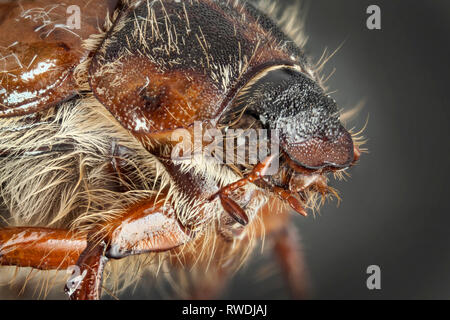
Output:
[{"xmin": 1, "ymin": 0, "xmax": 449, "ymax": 300}]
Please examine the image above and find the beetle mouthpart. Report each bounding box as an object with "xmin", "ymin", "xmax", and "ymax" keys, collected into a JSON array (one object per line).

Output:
[
  {"xmin": 272, "ymin": 186, "xmax": 308, "ymax": 217},
  {"xmin": 289, "ymin": 173, "xmax": 328, "ymax": 194},
  {"xmin": 216, "ymin": 155, "xmax": 311, "ymax": 219},
  {"xmin": 268, "ymin": 154, "xmax": 343, "ymax": 217},
  {"xmin": 219, "ymin": 194, "xmax": 249, "ymax": 226},
  {"xmin": 352, "ymin": 145, "xmax": 361, "ymax": 164}
]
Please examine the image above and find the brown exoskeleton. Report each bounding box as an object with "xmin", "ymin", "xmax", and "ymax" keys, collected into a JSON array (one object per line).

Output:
[{"xmin": 0, "ymin": 0, "xmax": 363, "ymax": 299}]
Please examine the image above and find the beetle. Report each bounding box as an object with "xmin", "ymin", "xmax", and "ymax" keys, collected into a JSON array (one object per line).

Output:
[{"xmin": 0, "ymin": 0, "xmax": 363, "ymax": 300}]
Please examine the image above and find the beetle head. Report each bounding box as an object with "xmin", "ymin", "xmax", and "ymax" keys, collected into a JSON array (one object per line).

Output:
[{"xmin": 236, "ymin": 67, "xmax": 357, "ymax": 172}]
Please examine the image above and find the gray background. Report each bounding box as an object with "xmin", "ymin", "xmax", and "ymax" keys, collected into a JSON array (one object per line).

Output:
[{"xmin": 221, "ymin": 0, "xmax": 450, "ymax": 300}]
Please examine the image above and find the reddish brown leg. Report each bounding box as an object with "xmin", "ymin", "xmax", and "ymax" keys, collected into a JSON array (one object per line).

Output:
[
  {"xmin": 218, "ymin": 194, "xmax": 249, "ymax": 226},
  {"xmin": 212, "ymin": 156, "xmax": 307, "ymax": 224},
  {"xmin": 211, "ymin": 156, "xmax": 275, "ymax": 226},
  {"xmin": 66, "ymin": 197, "xmax": 191, "ymax": 300},
  {"xmin": 0, "ymin": 227, "xmax": 86, "ymax": 270},
  {"xmin": 273, "ymin": 187, "xmax": 307, "ymax": 217},
  {"xmin": 67, "ymin": 240, "xmax": 108, "ymax": 300},
  {"xmin": 273, "ymin": 225, "xmax": 310, "ymax": 299},
  {"xmin": 215, "ymin": 156, "xmax": 276, "ymax": 197},
  {"xmin": 1, "ymin": 196, "xmax": 191, "ymax": 300}
]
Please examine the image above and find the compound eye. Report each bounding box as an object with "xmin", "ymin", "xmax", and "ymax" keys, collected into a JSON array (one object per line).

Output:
[{"xmin": 282, "ymin": 125, "xmax": 355, "ymax": 170}]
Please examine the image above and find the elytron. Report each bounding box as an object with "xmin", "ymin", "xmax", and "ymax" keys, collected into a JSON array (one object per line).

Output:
[{"xmin": 0, "ymin": 0, "xmax": 363, "ymax": 299}]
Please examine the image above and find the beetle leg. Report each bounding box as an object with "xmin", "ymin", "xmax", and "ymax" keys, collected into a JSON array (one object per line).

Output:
[
  {"xmin": 218, "ymin": 193, "xmax": 249, "ymax": 226},
  {"xmin": 213, "ymin": 155, "xmax": 307, "ymax": 220},
  {"xmin": 218, "ymin": 155, "xmax": 276, "ymax": 196},
  {"xmin": 272, "ymin": 224, "xmax": 309, "ymax": 299},
  {"xmin": 67, "ymin": 197, "xmax": 191, "ymax": 300},
  {"xmin": 211, "ymin": 156, "xmax": 276, "ymax": 225},
  {"xmin": 66, "ymin": 239, "xmax": 108, "ymax": 300},
  {"xmin": 0, "ymin": 227, "xmax": 87, "ymax": 270},
  {"xmin": 272, "ymin": 186, "xmax": 308, "ymax": 217},
  {"xmin": 1, "ymin": 196, "xmax": 191, "ymax": 300},
  {"xmin": 103, "ymin": 198, "xmax": 191, "ymax": 259}
]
